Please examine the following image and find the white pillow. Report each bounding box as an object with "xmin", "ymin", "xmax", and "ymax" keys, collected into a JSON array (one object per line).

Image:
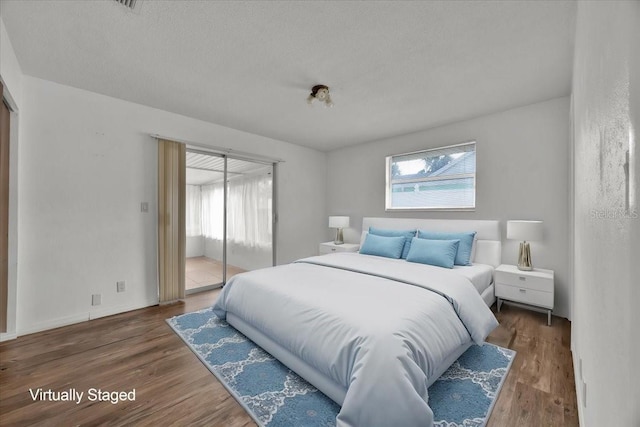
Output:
[
  {"xmin": 470, "ymin": 236, "xmax": 478, "ymax": 263},
  {"xmin": 359, "ymin": 231, "xmax": 368, "ymax": 250}
]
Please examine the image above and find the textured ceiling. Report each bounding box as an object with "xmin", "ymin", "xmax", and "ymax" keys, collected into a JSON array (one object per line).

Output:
[{"xmin": 0, "ymin": 0, "xmax": 576, "ymax": 151}]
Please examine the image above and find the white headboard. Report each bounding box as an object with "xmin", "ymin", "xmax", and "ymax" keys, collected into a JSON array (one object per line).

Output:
[{"xmin": 361, "ymin": 217, "xmax": 502, "ymax": 268}]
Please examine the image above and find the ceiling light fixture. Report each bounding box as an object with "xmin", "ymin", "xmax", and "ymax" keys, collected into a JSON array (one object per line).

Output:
[
  {"xmin": 307, "ymin": 84, "xmax": 333, "ymax": 107},
  {"xmin": 114, "ymin": 0, "xmax": 137, "ymax": 9}
]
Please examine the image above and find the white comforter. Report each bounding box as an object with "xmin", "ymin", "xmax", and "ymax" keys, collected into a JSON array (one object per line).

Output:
[{"xmin": 213, "ymin": 253, "xmax": 498, "ymax": 427}]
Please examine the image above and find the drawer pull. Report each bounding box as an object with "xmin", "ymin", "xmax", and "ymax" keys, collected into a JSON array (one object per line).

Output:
[
  {"xmin": 519, "ymin": 277, "xmax": 526, "ymax": 281},
  {"xmin": 519, "ymin": 289, "xmax": 527, "ymax": 293}
]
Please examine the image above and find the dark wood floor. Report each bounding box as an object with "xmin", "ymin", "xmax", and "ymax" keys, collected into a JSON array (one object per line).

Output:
[
  {"xmin": 0, "ymin": 290, "xmax": 578, "ymax": 426},
  {"xmin": 487, "ymin": 305, "xmax": 578, "ymax": 426}
]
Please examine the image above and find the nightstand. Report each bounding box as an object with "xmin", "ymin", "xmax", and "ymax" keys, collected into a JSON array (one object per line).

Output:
[
  {"xmin": 495, "ymin": 264, "xmax": 554, "ymax": 325},
  {"xmin": 319, "ymin": 241, "xmax": 360, "ymax": 255}
]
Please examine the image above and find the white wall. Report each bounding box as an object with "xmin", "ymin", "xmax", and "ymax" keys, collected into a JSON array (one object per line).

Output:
[
  {"xmin": 0, "ymin": 17, "xmax": 23, "ymax": 107},
  {"xmin": 571, "ymin": 1, "xmax": 639, "ymax": 425},
  {"xmin": 16, "ymin": 76, "xmax": 326, "ymax": 335},
  {"xmin": 326, "ymin": 97, "xmax": 572, "ymax": 318},
  {"xmin": 186, "ymin": 236, "xmax": 204, "ymax": 258},
  {"xmin": 0, "ymin": 16, "xmax": 22, "ymax": 341}
]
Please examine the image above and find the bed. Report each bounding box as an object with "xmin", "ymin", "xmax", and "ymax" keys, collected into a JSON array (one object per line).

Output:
[
  {"xmin": 360, "ymin": 217, "xmax": 501, "ymax": 307},
  {"xmin": 213, "ymin": 217, "xmax": 501, "ymax": 427}
]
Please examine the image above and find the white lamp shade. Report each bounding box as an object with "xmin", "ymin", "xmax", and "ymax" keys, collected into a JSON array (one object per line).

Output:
[
  {"xmin": 507, "ymin": 220, "xmax": 543, "ymax": 241},
  {"xmin": 328, "ymin": 216, "xmax": 350, "ymax": 228}
]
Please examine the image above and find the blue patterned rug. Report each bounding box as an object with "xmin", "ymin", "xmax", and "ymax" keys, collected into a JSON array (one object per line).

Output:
[{"xmin": 167, "ymin": 307, "xmax": 515, "ymax": 427}]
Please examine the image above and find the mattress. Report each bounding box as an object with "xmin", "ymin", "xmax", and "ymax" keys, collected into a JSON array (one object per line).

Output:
[
  {"xmin": 350, "ymin": 254, "xmax": 495, "ymax": 295},
  {"xmin": 454, "ymin": 262, "xmax": 495, "ymax": 294}
]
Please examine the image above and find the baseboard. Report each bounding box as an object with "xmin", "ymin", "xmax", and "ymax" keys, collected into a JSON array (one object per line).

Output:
[
  {"xmin": 572, "ymin": 342, "xmax": 585, "ymax": 426},
  {"xmin": 89, "ymin": 297, "xmax": 158, "ymax": 320},
  {"xmin": 0, "ymin": 331, "xmax": 17, "ymax": 342},
  {"xmin": 16, "ymin": 297, "xmax": 159, "ymax": 337},
  {"xmin": 185, "ymin": 283, "xmax": 223, "ymax": 296},
  {"xmin": 17, "ymin": 312, "xmax": 90, "ymax": 336}
]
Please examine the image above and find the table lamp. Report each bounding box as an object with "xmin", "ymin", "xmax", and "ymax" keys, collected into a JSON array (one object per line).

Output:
[
  {"xmin": 507, "ymin": 220, "xmax": 543, "ymax": 271},
  {"xmin": 328, "ymin": 216, "xmax": 349, "ymax": 245}
]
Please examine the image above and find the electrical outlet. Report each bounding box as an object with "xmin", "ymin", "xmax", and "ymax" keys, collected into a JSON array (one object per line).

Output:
[
  {"xmin": 92, "ymin": 294, "xmax": 102, "ymax": 306},
  {"xmin": 140, "ymin": 202, "xmax": 149, "ymax": 213},
  {"xmin": 117, "ymin": 281, "xmax": 126, "ymax": 292}
]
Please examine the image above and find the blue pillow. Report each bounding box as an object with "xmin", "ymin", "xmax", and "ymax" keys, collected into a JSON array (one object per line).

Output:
[
  {"xmin": 359, "ymin": 234, "xmax": 406, "ymax": 259},
  {"xmin": 417, "ymin": 230, "xmax": 476, "ymax": 266},
  {"xmin": 406, "ymin": 238, "xmax": 460, "ymax": 269},
  {"xmin": 368, "ymin": 227, "xmax": 416, "ymax": 259}
]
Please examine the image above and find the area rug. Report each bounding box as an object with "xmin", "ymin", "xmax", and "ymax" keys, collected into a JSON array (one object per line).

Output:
[{"xmin": 167, "ymin": 307, "xmax": 515, "ymax": 427}]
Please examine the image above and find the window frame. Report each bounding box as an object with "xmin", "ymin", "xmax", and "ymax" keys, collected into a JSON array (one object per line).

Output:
[{"xmin": 385, "ymin": 141, "xmax": 476, "ymax": 212}]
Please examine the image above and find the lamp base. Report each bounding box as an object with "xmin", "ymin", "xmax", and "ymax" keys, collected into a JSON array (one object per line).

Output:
[
  {"xmin": 334, "ymin": 228, "xmax": 344, "ymax": 245},
  {"xmin": 517, "ymin": 241, "xmax": 533, "ymax": 271}
]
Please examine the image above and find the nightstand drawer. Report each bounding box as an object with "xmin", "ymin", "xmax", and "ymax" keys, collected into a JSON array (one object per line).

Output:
[
  {"xmin": 319, "ymin": 245, "xmax": 338, "ymax": 255},
  {"xmin": 495, "ymin": 283, "xmax": 553, "ymax": 309},
  {"xmin": 495, "ymin": 270, "xmax": 553, "ymax": 292},
  {"xmin": 319, "ymin": 242, "xmax": 360, "ymax": 255}
]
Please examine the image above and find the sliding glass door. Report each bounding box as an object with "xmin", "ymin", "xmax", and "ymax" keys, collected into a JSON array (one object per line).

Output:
[
  {"xmin": 185, "ymin": 150, "xmax": 273, "ymax": 293},
  {"xmin": 225, "ymin": 158, "xmax": 274, "ymax": 275}
]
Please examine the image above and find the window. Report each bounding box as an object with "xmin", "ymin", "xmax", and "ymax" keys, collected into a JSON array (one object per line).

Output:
[{"xmin": 386, "ymin": 142, "xmax": 476, "ymax": 211}]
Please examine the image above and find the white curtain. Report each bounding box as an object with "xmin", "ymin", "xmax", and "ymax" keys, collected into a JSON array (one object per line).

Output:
[
  {"xmin": 201, "ymin": 181, "xmax": 225, "ymax": 240},
  {"xmin": 199, "ymin": 173, "xmax": 272, "ymax": 248},
  {"xmin": 185, "ymin": 185, "xmax": 202, "ymax": 237},
  {"xmin": 227, "ymin": 173, "xmax": 272, "ymax": 248}
]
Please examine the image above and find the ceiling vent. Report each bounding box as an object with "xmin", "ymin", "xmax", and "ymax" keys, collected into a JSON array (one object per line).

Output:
[{"xmin": 114, "ymin": 0, "xmax": 137, "ymax": 10}]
